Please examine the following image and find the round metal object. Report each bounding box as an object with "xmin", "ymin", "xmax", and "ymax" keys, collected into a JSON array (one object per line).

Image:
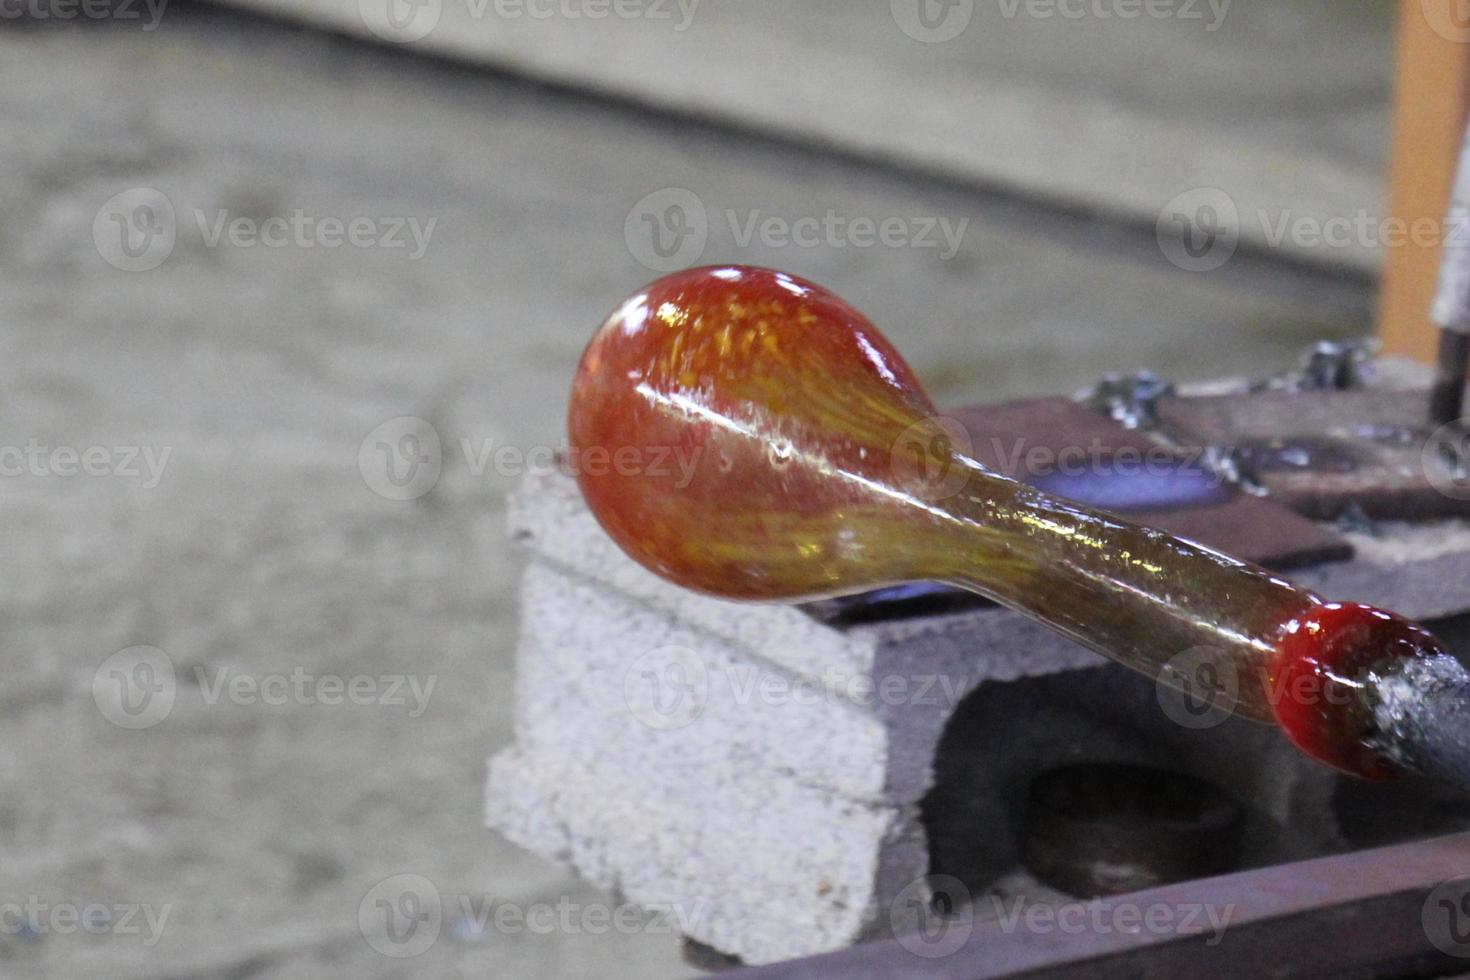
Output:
[{"xmin": 1022, "ymin": 763, "xmax": 1243, "ymax": 898}]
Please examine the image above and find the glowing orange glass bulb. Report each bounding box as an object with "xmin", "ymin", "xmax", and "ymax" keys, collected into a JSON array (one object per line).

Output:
[{"xmin": 570, "ymin": 266, "xmax": 1458, "ymax": 782}]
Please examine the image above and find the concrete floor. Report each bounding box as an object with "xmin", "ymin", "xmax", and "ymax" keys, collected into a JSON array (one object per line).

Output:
[
  {"xmin": 0, "ymin": 6, "xmax": 1372, "ymax": 979},
  {"xmin": 218, "ymin": 0, "xmax": 1394, "ymax": 270}
]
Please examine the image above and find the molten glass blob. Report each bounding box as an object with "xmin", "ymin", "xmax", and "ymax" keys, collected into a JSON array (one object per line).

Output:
[{"xmin": 569, "ymin": 265, "xmax": 1448, "ymax": 780}]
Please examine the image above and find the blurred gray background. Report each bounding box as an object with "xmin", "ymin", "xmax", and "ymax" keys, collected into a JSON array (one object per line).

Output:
[{"xmin": 0, "ymin": 1, "xmax": 1392, "ymax": 977}]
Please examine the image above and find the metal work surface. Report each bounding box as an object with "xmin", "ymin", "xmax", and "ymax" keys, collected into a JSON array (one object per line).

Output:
[
  {"xmin": 727, "ymin": 832, "xmax": 1470, "ymax": 980},
  {"xmin": 1159, "ymin": 387, "xmax": 1470, "ymax": 520},
  {"xmin": 806, "ymin": 395, "xmax": 1353, "ymax": 625}
]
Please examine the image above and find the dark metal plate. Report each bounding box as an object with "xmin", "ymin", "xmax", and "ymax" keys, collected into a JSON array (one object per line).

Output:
[
  {"xmin": 803, "ymin": 398, "xmax": 1351, "ymax": 626},
  {"xmin": 722, "ymin": 831, "xmax": 1470, "ymax": 980},
  {"xmin": 1157, "ymin": 387, "xmax": 1470, "ymax": 522},
  {"xmin": 951, "ymin": 397, "xmax": 1351, "ymax": 569}
]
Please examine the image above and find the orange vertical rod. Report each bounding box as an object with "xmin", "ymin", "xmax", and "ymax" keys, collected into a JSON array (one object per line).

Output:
[{"xmin": 1378, "ymin": 0, "xmax": 1470, "ymax": 363}]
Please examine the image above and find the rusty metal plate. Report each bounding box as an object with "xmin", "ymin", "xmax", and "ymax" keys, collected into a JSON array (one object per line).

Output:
[
  {"xmin": 1157, "ymin": 387, "xmax": 1470, "ymax": 522},
  {"xmin": 804, "ymin": 398, "xmax": 1351, "ymax": 627},
  {"xmin": 951, "ymin": 397, "xmax": 1351, "ymax": 570}
]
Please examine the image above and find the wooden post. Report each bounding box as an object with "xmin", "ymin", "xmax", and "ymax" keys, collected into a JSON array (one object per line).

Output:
[{"xmin": 1377, "ymin": 0, "xmax": 1470, "ymax": 363}]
